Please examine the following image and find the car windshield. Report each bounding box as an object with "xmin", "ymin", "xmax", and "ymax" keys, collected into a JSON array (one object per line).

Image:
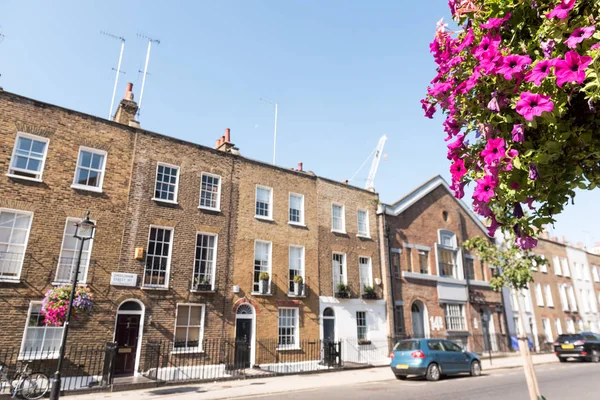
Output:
[
  {"xmin": 558, "ymin": 334, "xmax": 582, "ymax": 341},
  {"xmin": 393, "ymin": 340, "xmax": 420, "ymax": 351}
]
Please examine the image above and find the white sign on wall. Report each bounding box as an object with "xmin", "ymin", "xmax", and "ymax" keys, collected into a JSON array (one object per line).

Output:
[
  {"xmin": 430, "ymin": 316, "xmax": 443, "ymax": 331},
  {"xmin": 110, "ymin": 272, "xmax": 138, "ymax": 287}
]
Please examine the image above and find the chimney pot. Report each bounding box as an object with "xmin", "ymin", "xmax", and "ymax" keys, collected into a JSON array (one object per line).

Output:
[
  {"xmin": 298, "ymin": 162, "xmax": 303, "ymax": 171},
  {"xmin": 225, "ymin": 128, "xmax": 231, "ymax": 143},
  {"xmin": 124, "ymin": 83, "xmax": 134, "ymax": 101},
  {"xmin": 216, "ymin": 139, "xmax": 220, "ymax": 148},
  {"xmin": 344, "ymin": 180, "xmax": 349, "ymax": 184}
]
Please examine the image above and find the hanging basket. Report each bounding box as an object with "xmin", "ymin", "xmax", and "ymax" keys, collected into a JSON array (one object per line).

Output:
[{"xmin": 41, "ymin": 285, "xmax": 94, "ymax": 326}]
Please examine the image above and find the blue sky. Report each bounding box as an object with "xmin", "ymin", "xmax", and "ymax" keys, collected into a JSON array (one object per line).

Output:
[{"xmin": 0, "ymin": 0, "xmax": 598, "ymax": 247}]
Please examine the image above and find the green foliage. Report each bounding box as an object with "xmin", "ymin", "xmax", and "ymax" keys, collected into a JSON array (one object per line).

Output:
[
  {"xmin": 293, "ymin": 275, "xmax": 304, "ymax": 284},
  {"xmin": 259, "ymin": 272, "xmax": 270, "ymax": 281}
]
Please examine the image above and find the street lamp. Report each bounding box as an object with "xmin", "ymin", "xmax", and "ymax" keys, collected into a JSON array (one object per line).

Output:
[{"xmin": 49, "ymin": 212, "xmax": 96, "ymax": 400}]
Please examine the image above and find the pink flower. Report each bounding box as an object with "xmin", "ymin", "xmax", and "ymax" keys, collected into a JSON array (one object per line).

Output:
[
  {"xmin": 554, "ymin": 50, "xmax": 592, "ymax": 87},
  {"xmin": 421, "ymin": 99, "xmax": 436, "ymax": 119},
  {"xmin": 565, "ymin": 26, "xmax": 595, "ymax": 49},
  {"xmin": 478, "ymin": 49, "xmax": 502, "ymax": 74},
  {"xmin": 524, "ymin": 59, "xmax": 555, "ymax": 86},
  {"xmin": 443, "ymin": 116, "xmax": 461, "ymax": 138},
  {"xmin": 525, "ymin": 197, "xmax": 535, "ymax": 210},
  {"xmin": 502, "ymin": 149, "xmax": 519, "ymax": 171},
  {"xmin": 473, "ymin": 175, "xmax": 497, "ymax": 203},
  {"xmin": 456, "ymin": 69, "xmax": 481, "ymax": 94},
  {"xmin": 473, "ymin": 199, "xmax": 493, "ymax": 217},
  {"xmin": 447, "ymin": 134, "xmax": 465, "ymax": 161},
  {"xmin": 428, "ymin": 81, "xmax": 453, "ymax": 97},
  {"xmin": 480, "ymin": 12, "xmax": 511, "ymax": 29},
  {"xmin": 592, "ymin": 43, "xmax": 600, "ymax": 50},
  {"xmin": 487, "ymin": 215, "xmax": 500, "ymax": 237},
  {"xmin": 546, "ymin": 0, "xmax": 577, "ymax": 20},
  {"xmin": 497, "ymin": 54, "xmax": 532, "ymax": 80},
  {"xmin": 515, "ymin": 91, "xmax": 554, "ymax": 121},
  {"xmin": 449, "ymin": 180, "xmax": 465, "ymax": 199},
  {"xmin": 456, "ymin": 28, "xmax": 475, "ymax": 53},
  {"xmin": 450, "ymin": 159, "xmax": 468, "ymax": 181},
  {"xmin": 512, "ymin": 124, "xmax": 525, "ymax": 142},
  {"xmin": 473, "ymin": 34, "xmax": 501, "ymax": 59},
  {"xmin": 515, "ymin": 235, "xmax": 538, "ymax": 250},
  {"xmin": 481, "ymin": 138, "xmax": 506, "ymax": 166}
]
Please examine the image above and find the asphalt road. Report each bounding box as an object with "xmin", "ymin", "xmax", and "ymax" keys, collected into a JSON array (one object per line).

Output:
[{"xmin": 249, "ymin": 362, "xmax": 600, "ymax": 400}]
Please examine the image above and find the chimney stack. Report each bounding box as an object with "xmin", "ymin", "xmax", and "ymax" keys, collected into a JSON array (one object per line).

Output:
[
  {"xmin": 215, "ymin": 128, "xmax": 238, "ymax": 153},
  {"xmin": 114, "ymin": 82, "xmax": 139, "ymax": 126},
  {"xmin": 297, "ymin": 162, "xmax": 303, "ymax": 172},
  {"xmin": 225, "ymin": 128, "xmax": 231, "ymax": 143}
]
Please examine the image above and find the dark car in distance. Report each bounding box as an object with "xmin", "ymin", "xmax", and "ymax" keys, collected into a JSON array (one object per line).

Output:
[{"xmin": 554, "ymin": 332, "xmax": 600, "ymax": 362}]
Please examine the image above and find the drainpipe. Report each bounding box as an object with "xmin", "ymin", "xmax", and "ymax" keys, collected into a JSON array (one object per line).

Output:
[{"xmin": 383, "ymin": 205, "xmax": 398, "ymax": 340}]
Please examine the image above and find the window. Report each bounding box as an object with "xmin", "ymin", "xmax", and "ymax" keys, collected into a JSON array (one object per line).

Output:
[
  {"xmin": 154, "ymin": 163, "xmax": 179, "ymax": 203},
  {"xmin": 542, "ymin": 318, "xmax": 553, "ymax": 343},
  {"xmin": 561, "ymin": 258, "xmax": 570, "ymax": 277},
  {"xmin": 578, "ymin": 319, "xmax": 584, "ymax": 332},
  {"xmin": 582, "ymin": 289, "xmax": 590, "ymax": 313},
  {"xmin": 391, "ymin": 249, "xmax": 401, "ymax": 279},
  {"xmin": 534, "ymin": 283, "xmax": 544, "ymax": 307},
  {"xmin": 72, "ymin": 147, "xmax": 106, "ymax": 191},
  {"xmin": 8, "ymin": 133, "xmax": 49, "ymax": 181},
  {"xmin": 331, "ymin": 203, "xmax": 345, "ymax": 233},
  {"xmin": 480, "ymin": 259, "xmax": 486, "ymax": 281},
  {"xmin": 394, "ymin": 305, "xmax": 405, "ymax": 335},
  {"xmin": 278, "ymin": 308, "xmax": 299, "ymax": 348},
  {"xmin": 559, "ymin": 284, "xmax": 569, "ymax": 311},
  {"xmin": 510, "ymin": 290, "xmax": 519, "ymax": 311},
  {"xmin": 589, "ymin": 290, "xmax": 596, "ymax": 313},
  {"xmin": 174, "ymin": 304, "xmax": 205, "ymax": 351},
  {"xmin": 333, "ymin": 253, "xmax": 347, "ymax": 289},
  {"xmin": 464, "ymin": 256, "xmax": 475, "ymax": 280},
  {"xmin": 438, "ymin": 231, "xmax": 458, "ymax": 278},
  {"xmin": 428, "ymin": 340, "xmax": 444, "ymax": 351},
  {"xmin": 0, "ymin": 209, "xmax": 33, "ymax": 281},
  {"xmin": 199, "ymin": 173, "xmax": 221, "ymax": 210},
  {"xmin": 552, "ymin": 256, "xmax": 562, "ymax": 276},
  {"xmin": 20, "ymin": 302, "xmax": 63, "ymax": 358},
  {"xmin": 443, "ymin": 340, "xmax": 463, "ymax": 352},
  {"xmin": 444, "ymin": 304, "xmax": 466, "ymax": 331},
  {"xmin": 288, "ymin": 193, "xmax": 304, "ymax": 225},
  {"xmin": 567, "ymin": 285, "xmax": 578, "ymax": 311},
  {"xmin": 566, "ymin": 318, "xmax": 575, "ymax": 334},
  {"xmin": 575, "ymin": 262, "xmax": 582, "ymax": 280},
  {"xmin": 143, "ymin": 226, "xmax": 173, "ymax": 288},
  {"xmin": 539, "ymin": 256, "xmax": 547, "ymax": 273},
  {"xmin": 359, "ymin": 256, "xmax": 372, "ymax": 292},
  {"xmin": 288, "ymin": 246, "xmax": 304, "ymax": 294},
  {"xmin": 253, "ymin": 241, "xmax": 272, "ymax": 293},
  {"xmin": 193, "ymin": 233, "xmax": 217, "ymax": 291},
  {"xmin": 55, "ymin": 218, "xmax": 94, "ymax": 284},
  {"xmin": 514, "ymin": 316, "xmax": 522, "ymax": 336},
  {"xmin": 356, "ymin": 311, "xmax": 368, "ymax": 340},
  {"xmin": 357, "ymin": 209, "xmax": 369, "ymax": 237},
  {"xmin": 418, "ymin": 250, "xmax": 429, "ymax": 274},
  {"xmin": 544, "ymin": 284, "xmax": 554, "ymax": 307},
  {"xmin": 406, "ymin": 247, "xmax": 413, "ymax": 272},
  {"xmin": 593, "ymin": 266, "xmax": 599, "ymax": 282},
  {"xmin": 255, "ymin": 186, "xmax": 273, "ymax": 219},
  {"xmin": 555, "ymin": 318, "xmax": 563, "ymax": 335},
  {"xmin": 523, "ymin": 288, "xmax": 532, "ymax": 312}
]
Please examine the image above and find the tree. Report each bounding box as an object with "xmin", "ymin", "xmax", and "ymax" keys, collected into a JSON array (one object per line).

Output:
[{"xmin": 423, "ymin": 0, "xmax": 600, "ymax": 250}]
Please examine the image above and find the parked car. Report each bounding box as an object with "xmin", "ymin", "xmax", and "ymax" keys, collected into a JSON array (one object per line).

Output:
[
  {"xmin": 389, "ymin": 339, "xmax": 481, "ymax": 381},
  {"xmin": 554, "ymin": 332, "xmax": 600, "ymax": 362}
]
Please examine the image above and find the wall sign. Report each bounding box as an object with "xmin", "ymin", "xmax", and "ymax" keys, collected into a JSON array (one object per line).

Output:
[
  {"xmin": 430, "ymin": 316, "xmax": 443, "ymax": 331},
  {"xmin": 110, "ymin": 272, "xmax": 138, "ymax": 287}
]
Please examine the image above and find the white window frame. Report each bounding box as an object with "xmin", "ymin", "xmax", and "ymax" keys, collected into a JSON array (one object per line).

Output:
[
  {"xmin": 152, "ymin": 162, "xmax": 180, "ymax": 204},
  {"xmin": 566, "ymin": 318, "xmax": 575, "ymax": 334},
  {"xmin": 255, "ymin": 185, "xmax": 274, "ymax": 220},
  {"xmin": 71, "ymin": 146, "xmax": 107, "ymax": 192},
  {"xmin": 539, "ymin": 255, "xmax": 547, "ymax": 273},
  {"xmin": 356, "ymin": 311, "xmax": 368, "ymax": 341},
  {"xmin": 541, "ymin": 318, "xmax": 553, "ymax": 343},
  {"xmin": 561, "ymin": 258, "xmax": 571, "ymax": 277},
  {"xmin": 331, "ymin": 203, "xmax": 346, "ymax": 233},
  {"xmin": 534, "ymin": 283, "xmax": 544, "ymax": 307},
  {"xmin": 7, "ymin": 132, "xmax": 50, "ymax": 182},
  {"xmin": 514, "ymin": 316, "xmax": 522, "ymax": 336},
  {"xmin": 253, "ymin": 240, "xmax": 272, "ymax": 293},
  {"xmin": 559, "ymin": 284, "xmax": 569, "ymax": 311},
  {"xmin": 555, "ymin": 318, "xmax": 563, "ymax": 335},
  {"xmin": 0, "ymin": 208, "xmax": 33, "ymax": 282},
  {"xmin": 523, "ymin": 287, "xmax": 532, "ymax": 312},
  {"xmin": 332, "ymin": 252, "xmax": 347, "ymax": 291},
  {"xmin": 567, "ymin": 285, "xmax": 578, "ymax": 311},
  {"xmin": 142, "ymin": 225, "xmax": 174, "ymax": 289},
  {"xmin": 593, "ymin": 266, "xmax": 600, "ymax": 283},
  {"xmin": 356, "ymin": 209, "xmax": 370, "ymax": 238},
  {"xmin": 173, "ymin": 303, "xmax": 205, "ymax": 353},
  {"xmin": 288, "ymin": 245, "xmax": 305, "ymax": 294},
  {"xmin": 544, "ymin": 284, "xmax": 554, "ymax": 308},
  {"xmin": 552, "ymin": 256, "xmax": 562, "ymax": 276},
  {"xmin": 191, "ymin": 232, "xmax": 218, "ymax": 291},
  {"xmin": 511, "ymin": 290, "xmax": 520, "ymax": 311},
  {"xmin": 464, "ymin": 254, "xmax": 476, "ymax": 280},
  {"xmin": 288, "ymin": 193, "xmax": 305, "ymax": 226},
  {"xmin": 199, "ymin": 172, "xmax": 222, "ymax": 211},
  {"xmin": 437, "ymin": 230, "xmax": 459, "ymax": 279},
  {"xmin": 54, "ymin": 217, "xmax": 95, "ymax": 284},
  {"xmin": 359, "ymin": 256, "xmax": 373, "ymax": 293},
  {"xmin": 444, "ymin": 303, "xmax": 466, "ymax": 331},
  {"xmin": 19, "ymin": 301, "xmax": 64, "ymax": 359},
  {"xmin": 277, "ymin": 307, "xmax": 300, "ymax": 350}
]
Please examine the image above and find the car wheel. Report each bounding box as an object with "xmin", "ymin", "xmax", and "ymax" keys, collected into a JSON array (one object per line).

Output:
[
  {"xmin": 559, "ymin": 357, "xmax": 567, "ymax": 363},
  {"xmin": 426, "ymin": 363, "xmax": 441, "ymax": 382},
  {"xmin": 395, "ymin": 375, "xmax": 407, "ymax": 380},
  {"xmin": 591, "ymin": 350, "xmax": 600, "ymax": 363},
  {"xmin": 470, "ymin": 360, "xmax": 482, "ymax": 377}
]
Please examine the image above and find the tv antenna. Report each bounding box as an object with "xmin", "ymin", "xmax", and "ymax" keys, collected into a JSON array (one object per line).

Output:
[
  {"xmin": 137, "ymin": 33, "xmax": 160, "ymax": 117},
  {"xmin": 260, "ymin": 98, "xmax": 278, "ymax": 165},
  {"xmin": 101, "ymin": 31, "xmax": 126, "ymax": 120}
]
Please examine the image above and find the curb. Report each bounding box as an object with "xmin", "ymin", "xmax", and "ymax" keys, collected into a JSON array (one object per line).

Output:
[{"xmin": 484, "ymin": 360, "xmax": 559, "ymax": 372}]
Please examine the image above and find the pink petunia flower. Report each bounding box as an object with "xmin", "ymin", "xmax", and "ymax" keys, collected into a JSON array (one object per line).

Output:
[
  {"xmin": 515, "ymin": 91, "xmax": 554, "ymax": 121},
  {"xmin": 512, "ymin": 124, "xmax": 525, "ymax": 142},
  {"xmin": 421, "ymin": 99, "xmax": 437, "ymax": 119},
  {"xmin": 450, "ymin": 158, "xmax": 468, "ymax": 181},
  {"xmin": 487, "ymin": 215, "xmax": 500, "ymax": 237},
  {"xmin": 502, "ymin": 149, "xmax": 519, "ymax": 171},
  {"xmin": 497, "ymin": 54, "xmax": 532, "ymax": 80},
  {"xmin": 446, "ymin": 134, "xmax": 465, "ymax": 160},
  {"xmin": 428, "ymin": 81, "xmax": 453, "ymax": 97},
  {"xmin": 546, "ymin": 0, "xmax": 577, "ymax": 20},
  {"xmin": 554, "ymin": 50, "xmax": 593, "ymax": 87},
  {"xmin": 473, "ymin": 34, "xmax": 501, "ymax": 59},
  {"xmin": 473, "ymin": 175, "xmax": 497, "ymax": 203},
  {"xmin": 524, "ymin": 59, "xmax": 555, "ymax": 86},
  {"xmin": 592, "ymin": 43, "xmax": 600, "ymax": 50},
  {"xmin": 450, "ymin": 180, "xmax": 465, "ymax": 199},
  {"xmin": 515, "ymin": 235, "xmax": 538, "ymax": 250},
  {"xmin": 481, "ymin": 138, "xmax": 506, "ymax": 167},
  {"xmin": 456, "ymin": 28, "xmax": 475, "ymax": 53},
  {"xmin": 473, "ymin": 199, "xmax": 493, "ymax": 217},
  {"xmin": 478, "ymin": 49, "xmax": 502, "ymax": 75},
  {"xmin": 565, "ymin": 26, "xmax": 595, "ymax": 49},
  {"xmin": 480, "ymin": 12, "xmax": 511, "ymax": 30}
]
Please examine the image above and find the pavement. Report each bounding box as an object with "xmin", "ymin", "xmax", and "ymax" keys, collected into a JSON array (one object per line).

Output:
[{"xmin": 63, "ymin": 353, "xmax": 558, "ymax": 400}]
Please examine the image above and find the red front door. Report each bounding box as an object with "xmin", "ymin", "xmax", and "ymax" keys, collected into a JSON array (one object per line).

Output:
[{"xmin": 114, "ymin": 314, "xmax": 140, "ymax": 376}]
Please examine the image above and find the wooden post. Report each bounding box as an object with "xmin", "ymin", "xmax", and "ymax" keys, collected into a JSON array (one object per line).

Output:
[{"xmin": 517, "ymin": 302, "xmax": 542, "ymax": 399}]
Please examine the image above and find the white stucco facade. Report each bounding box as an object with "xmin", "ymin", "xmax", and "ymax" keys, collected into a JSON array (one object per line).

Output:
[
  {"xmin": 502, "ymin": 286, "xmax": 540, "ymax": 350},
  {"xmin": 566, "ymin": 247, "xmax": 600, "ymax": 333}
]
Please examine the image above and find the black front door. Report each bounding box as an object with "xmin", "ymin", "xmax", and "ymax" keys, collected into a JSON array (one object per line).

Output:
[
  {"xmin": 234, "ymin": 319, "xmax": 252, "ymax": 368},
  {"xmin": 114, "ymin": 314, "xmax": 140, "ymax": 376},
  {"xmin": 323, "ymin": 318, "xmax": 338, "ymax": 366}
]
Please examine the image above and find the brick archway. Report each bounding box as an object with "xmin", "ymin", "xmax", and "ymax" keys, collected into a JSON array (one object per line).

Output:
[{"xmin": 232, "ymin": 297, "xmax": 260, "ymax": 315}]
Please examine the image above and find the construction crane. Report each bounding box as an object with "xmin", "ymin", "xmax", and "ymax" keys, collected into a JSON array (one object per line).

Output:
[{"xmin": 348, "ymin": 135, "xmax": 388, "ymax": 192}]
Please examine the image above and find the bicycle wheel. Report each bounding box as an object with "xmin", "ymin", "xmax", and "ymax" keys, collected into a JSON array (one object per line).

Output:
[{"xmin": 19, "ymin": 373, "xmax": 50, "ymax": 400}]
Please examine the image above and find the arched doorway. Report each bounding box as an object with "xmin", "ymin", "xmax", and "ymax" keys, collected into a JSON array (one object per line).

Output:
[
  {"xmin": 411, "ymin": 301, "xmax": 426, "ymax": 338},
  {"xmin": 234, "ymin": 304, "xmax": 255, "ymax": 368},
  {"xmin": 322, "ymin": 308, "xmax": 335, "ymax": 342},
  {"xmin": 113, "ymin": 300, "xmax": 145, "ymax": 376}
]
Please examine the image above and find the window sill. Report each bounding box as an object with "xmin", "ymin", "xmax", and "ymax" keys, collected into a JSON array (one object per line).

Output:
[
  {"xmin": 52, "ymin": 281, "xmax": 88, "ymax": 286},
  {"xmin": 357, "ymin": 340, "xmax": 372, "ymax": 346},
  {"xmin": 18, "ymin": 353, "xmax": 58, "ymax": 361},
  {"xmin": 255, "ymin": 215, "xmax": 274, "ymax": 222},
  {"xmin": 357, "ymin": 234, "xmax": 371, "ymax": 239},
  {"xmin": 0, "ymin": 278, "xmax": 21, "ymax": 283},
  {"xmin": 152, "ymin": 198, "xmax": 178, "ymax": 205},
  {"xmin": 190, "ymin": 289, "xmax": 215, "ymax": 294},
  {"xmin": 71, "ymin": 184, "xmax": 103, "ymax": 193},
  {"xmin": 251, "ymin": 292, "xmax": 273, "ymax": 297},
  {"xmin": 276, "ymin": 346, "xmax": 301, "ymax": 351},
  {"xmin": 331, "ymin": 229, "xmax": 347, "ymax": 234},
  {"xmin": 287, "ymin": 293, "xmax": 306, "ymax": 298},
  {"xmin": 288, "ymin": 221, "xmax": 306, "ymax": 227},
  {"xmin": 141, "ymin": 286, "xmax": 169, "ymax": 291},
  {"xmin": 6, "ymin": 173, "xmax": 42, "ymax": 183},
  {"xmin": 198, "ymin": 206, "xmax": 221, "ymax": 212},
  {"xmin": 171, "ymin": 349, "xmax": 204, "ymax": 355}
]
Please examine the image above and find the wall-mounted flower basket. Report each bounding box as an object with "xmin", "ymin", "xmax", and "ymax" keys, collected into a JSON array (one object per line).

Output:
[{"xmin": 42, "ymin": 285, "xmax": 94, "ymax": 326}]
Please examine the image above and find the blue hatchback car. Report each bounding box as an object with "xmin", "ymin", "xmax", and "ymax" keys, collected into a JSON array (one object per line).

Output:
[{"xmin": 389, "ymin": 339, "xmax": 481, "ymax": 381}]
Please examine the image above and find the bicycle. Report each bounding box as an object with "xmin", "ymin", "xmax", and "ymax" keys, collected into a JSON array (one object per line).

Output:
[{"xmin": 0, "ymin": 361, "xmax": 50, "ymax": 399}]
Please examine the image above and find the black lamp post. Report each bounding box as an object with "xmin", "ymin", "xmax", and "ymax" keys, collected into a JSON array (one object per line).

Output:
[{"xmin": 49, "ymin": 212, "xmax": 95, "ymax": 400}]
